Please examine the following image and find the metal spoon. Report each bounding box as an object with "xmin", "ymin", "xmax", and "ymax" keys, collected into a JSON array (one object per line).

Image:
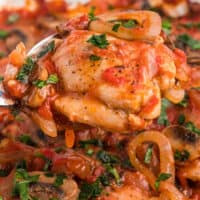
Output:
[{"xmin": 0, "ymin": 34, "xmax": 57, "ymax": 107}]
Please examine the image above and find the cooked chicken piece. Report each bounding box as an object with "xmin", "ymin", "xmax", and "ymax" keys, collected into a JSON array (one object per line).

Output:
[
  {"xmin": 3, "ymin": 11, "xmax": 189, "ymax": 135},
  {"xmin": 51, "ymin": 29, "xmax": 177, "ymax": 132}
]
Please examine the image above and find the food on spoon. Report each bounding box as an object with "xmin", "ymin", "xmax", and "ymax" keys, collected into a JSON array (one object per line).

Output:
[{"xmin": 2, "ymin": 10, "xmax": 191, "ymax": 137}]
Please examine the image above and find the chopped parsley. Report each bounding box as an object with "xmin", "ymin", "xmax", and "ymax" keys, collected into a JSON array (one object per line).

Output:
[
  {"xmin": 0, "ymin": 196, "xmax": 2, "ymax": 200},
  {"xmin": 32, "ymin": 79, "xmax": 46, "ymax": 89},
  {"xmin": 32, "ymin": 74, "xmax": 59, "ymax": 89},
  {"xmin": 89, "ymin": 54, "xmax": 101, "ymax": 61},
  {"xmin": 157, "ymin": 98, "xmax": 171, "ymax": 126},
  {"xmin": 105, "ymin": 164, "xmax": 120, "ymax": 184},
  {"xmin": 99, "ymin": 174, "xmax": 110, "ymax": 186},
  {"xmin": 112, "ymin": 23, "xmax": 121, "ymax": 32},
  {"xmin": 174, "ymin": 150, "xmax": 190, "ymax": 161},
  {"xmin": 122, "ymin": 19, "xmax": 137, "ymax": 28},
  {"xmin": 162, "ymin": 19, "xmax": 171, "ymax": 35},
  {"xmin": 0, "ymin": 76, "xmax": 4, "ymax": 82},
  {"xmin": 86, "ymin": 149, "xmax": 94, "ymax": 156},
  {"xmin": 177, "ymin": 114, "xmax": 185, "ymax": 125},
  {"xmin": 177, "ymin": 34, "xmax": 200, "ymax": 50},
  {"xmin": 0, "ymin": 30, "xmax": 9, "ymax": 39},
  {"xmin": 18, "ymin": 134, "xmax": 36, "ymax": 146},
  {"xmin": 79, "ymin": 179, "xmax": 102, "ymax": 200},
  {"xmin": 53, "ymin": 173, "xmax": 67, "ymax": 187},
  {"xmin": 111, "ymin": 19, "xmax": 137, "ymax": 32},
  {"xmin": 88, "ymin": 6, "xmax": 97, "ymax": 21},
  {"xmin": 16, "ymin": 57, "xmax": 36, "ymax": 83},
  {"xmin": 154, "ymin": 173, "xmax": 171, "ymax": 190},
  {"xmin": 144, "ymin": 145, "xmax": 153, "ymax": 164},
  {"xmin": 46, "ymin": 74, "xmax": 58, "ymax": 84},
  {"xmin": 79, "ymin": 139, "xmax": 103, "ymax": 148},
  {"xmin": 13, "ymin": 169, "xmax": 39, "ymax": 200},
  {"xmin": 87, "ymin": 34, "xmax": 109, "ymax": 49},
  {"xmin": 7, "ymin": 13, "xmax": 20, "ymax": 24},
  {"xmin": 97, "ymin": 150, "xmax": 119, "ymax": 164},
  {"xmin": 185, "ymin": 121, "xmax": 200, "ymax": 135},
  {"xmin": 37, "ymin": 40, "xmax": 55, "ymax": 59},
  {"xmin": 35, "ymin": 152, "xmax": 52, "ymax": 171}
]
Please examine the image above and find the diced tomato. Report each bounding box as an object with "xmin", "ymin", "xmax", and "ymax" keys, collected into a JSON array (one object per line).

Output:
[
  {"xmin": 102, "ymin": 67, "xmax": 126, "ymax": 86},
  {"xmin": 39, "ymin": 148, "xmax": 56, "ymax": 160},
  {"xmin": 5, "ymin": 80, "xmax": 27, "ymax": 99},
  {"xmin": 41, "ymin": 58, "xmax": 56, "ymax": 74},
  {"xmin": 38, "ymin": 99, "xmax": 53, "ymax": 120}
]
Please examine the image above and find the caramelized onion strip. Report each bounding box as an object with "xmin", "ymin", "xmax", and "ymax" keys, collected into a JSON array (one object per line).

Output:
[
  {"xmin": 89, "ymin": 11, "xmax": 161, "ymax": 41},
  {"xmin": 128, "ymin": 131, "xmax": 174, "ymax": 189},
  {"xmin": 128, "ymin": 131, "xmax": 188, "ymax": 200}
]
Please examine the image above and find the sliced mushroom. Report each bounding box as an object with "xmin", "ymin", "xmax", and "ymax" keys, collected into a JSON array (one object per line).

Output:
[
  {"xmin": 162, "ymin": 125, "xmax": 200, "ymax": 161},
  {"xmin": 29, "ymin": 172, "xmax": 79, "ymax": 200}
]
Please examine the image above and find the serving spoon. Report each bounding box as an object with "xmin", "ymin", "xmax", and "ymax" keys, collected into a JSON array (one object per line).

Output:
[{"xmin": 0, "ymin": 33, "xmax": 58, "ymax": 107}]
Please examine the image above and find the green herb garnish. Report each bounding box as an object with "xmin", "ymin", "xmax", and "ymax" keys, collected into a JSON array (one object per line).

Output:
[
  {"xmin": 177, "ymin": 34, "xmax": 200, "ymax": 50},
  {"xmin": 122, "ymin": 19, "xmax": 137, "ymax": 28},
  {"xmin": 86, "ymin": 149, "xmax": 94, "ymax": 156},
  {"xmin": 46, "ymin": 74, "xmax": 58, "ymax": 84},
  {"xmin": 88, "ymin": 6, "xmax": 97, "ymax": 21},
  {"xmin": 87, "ymin": 34, "xmax": 109, "ymax": 49},
  {"xmin": 37, "ymin": 41, "xmax": 55, "ymax": 59},
  {"xmin": 53, "ymin": 174, "xmax": 67, "ymax": 187},
  {"xmin": 13, "ymin": 169, "xmax": 39, "ymax": 200},
  {"xmin": 79, "ymin": 139, "xmax": 103, "ymax": 148},
  {"xmin": 97, "ymin": 150, "xmax": 119, "ymax": 164},
  {"xmin": 7, "ymin": 13, "xmax": 20, "ymax": 24},
  {"xmin": 105, "ymin": 164, "xmax": 120, "ymax": 184},
  {"xmin": 144, "ymin": 145, "xmax": 153, "ymax": 164},
  {"xmin": 112, "ymin": 23, "xmax": 121, "ymax": 32},
  {"xmin": 35, "ymin": 153, "xmax": 52, "ymax": 171},
  {"xmin": 89, "ymin": 54, "xmax": 101, "ymax": 61},
  {"xmin": 154, "ymin": 173, "xmax": 171, "ymax": 190},
  {"xmin": 157, "ymin": 98, "xmax": 171, "ymax": 126},
  {"xmin": 162, "ymin": 19, "xmax": 171, "ymax": 35},
  {"xmin": 174, "ymin": 150, "xmax": 190, "ymax": 161},
  {"xmin": 32, "ymin": 80, "xmax": 46, "ymax": 89},
  {"xmin": 79, "ymin": 179, "xmax": 102, "ymax": 200},
  {"xmin": 18, "ymin": 134, "xmax": 36, "ymax": 146},
  {"xmin": 16, "ymin": 57, "xmax": 35, "ymax": 83},
  {"xmin": 33, "ymin": 74, "xmax": 58, "ymax": 89},
  {"xmin": 185, "ymin": 121, "xmax": 200, "ymax": 135},
  {"xmin": 177, "ymin": 114, "xmax": 185, "ymax": 125},
  {"xmin": 0, "ymin": 30, "xmax": 9, "ymax": 39}
]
